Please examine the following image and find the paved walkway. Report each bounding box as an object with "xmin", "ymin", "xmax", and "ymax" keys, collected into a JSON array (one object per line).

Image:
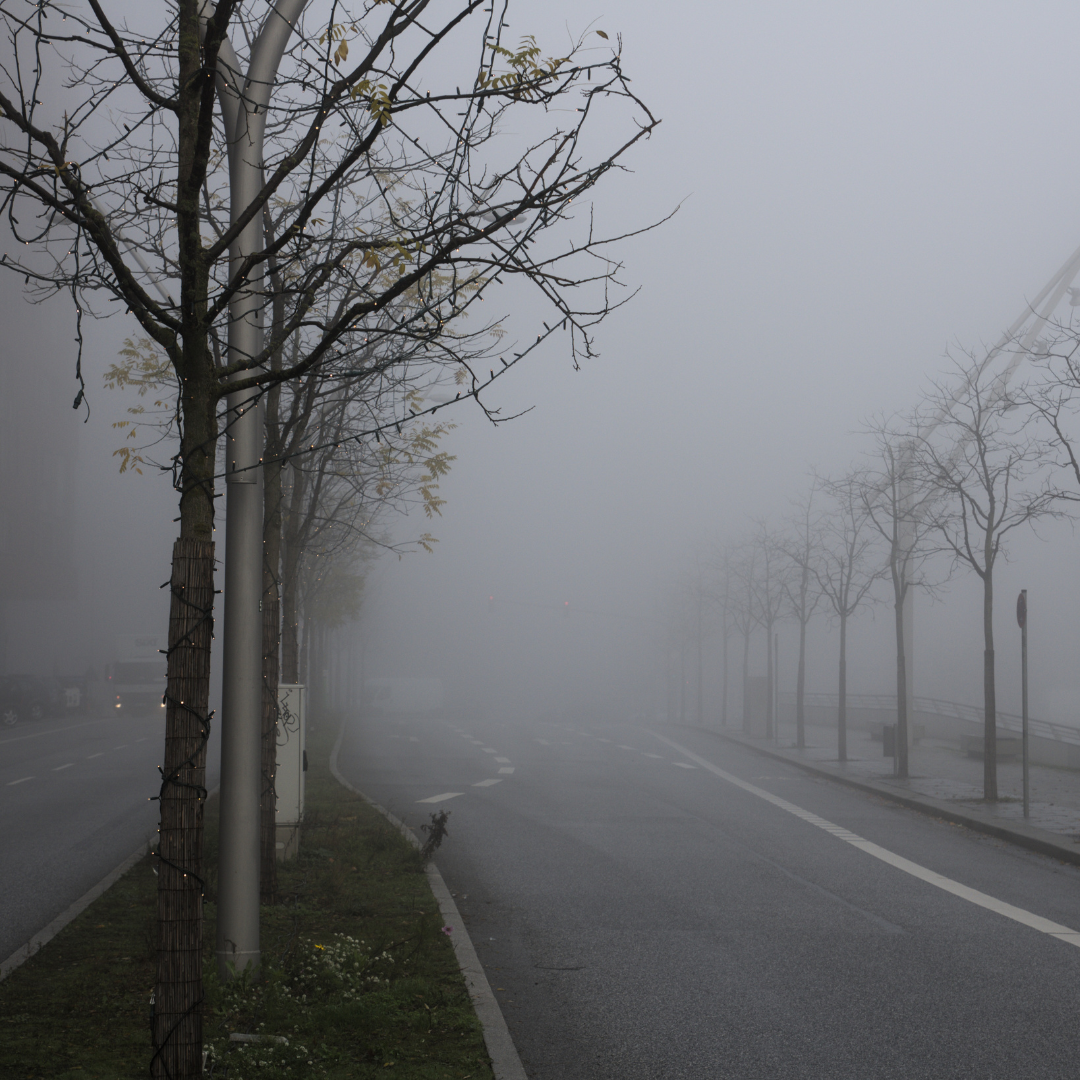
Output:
[{"xmin": 730, "ymin": 720, "xmax": 1080, "ymax": 846}]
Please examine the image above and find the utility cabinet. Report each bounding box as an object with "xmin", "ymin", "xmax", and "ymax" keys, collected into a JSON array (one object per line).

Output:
[{"xmin": 275, "ymin": 683, "xmax": 306, "ymax": 861}]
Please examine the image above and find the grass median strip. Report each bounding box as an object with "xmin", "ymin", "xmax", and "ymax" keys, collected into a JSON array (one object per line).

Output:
[{"xmin": 0, "ymin": 725, "xmax": 494, "ymax": 1079}]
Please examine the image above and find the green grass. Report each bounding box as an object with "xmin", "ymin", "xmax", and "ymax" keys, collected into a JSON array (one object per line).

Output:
[{"xmin": 0, "ymin": 723, "xmax": 493, "ymax": 1080}]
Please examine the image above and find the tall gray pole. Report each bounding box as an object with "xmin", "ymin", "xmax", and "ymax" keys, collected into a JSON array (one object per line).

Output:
[{"xmin": 210, "ymin": 0, "xmax": 306, "ymax": 979}]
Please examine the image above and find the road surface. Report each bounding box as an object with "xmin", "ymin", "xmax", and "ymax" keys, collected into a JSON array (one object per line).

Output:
[
  {"xmin": 338, "ymin": 711, "xmax": 1080, "ymax": 1079},
  {"xmin": 1, "ymin": 710, "xmax": 168, "ymax": 962}
]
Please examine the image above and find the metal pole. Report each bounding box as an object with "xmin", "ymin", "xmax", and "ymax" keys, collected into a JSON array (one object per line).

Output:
[
  {"xmin": 213, "ymin": 0, "xmax": 305, "ymax": 981},
  {"xmin": 1018, "ymin": 590, "xmax": 1029, "ymax": 818}
]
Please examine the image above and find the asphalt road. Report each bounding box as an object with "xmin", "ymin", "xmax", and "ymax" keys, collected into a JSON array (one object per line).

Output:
[
  {"xmin": 338, "ymin": 712, "xmax": 1080, "ymax": 1080},
  {"xmin": 0, "ymin": 710, "xmax": 172, "ymax": 962}
]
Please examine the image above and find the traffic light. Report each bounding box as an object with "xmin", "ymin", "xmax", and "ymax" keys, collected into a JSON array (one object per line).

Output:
[
  {"xmin": 563, "ymin": 600, "xmax": 570, "ymax": 618},
  {"xmin": 488, "ymin": 594, "xmax": 495, "ymax": 613}
]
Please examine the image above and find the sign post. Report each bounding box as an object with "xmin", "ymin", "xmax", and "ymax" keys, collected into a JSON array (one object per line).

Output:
[{"xmin": 1017, "ymin": 590, "xmax": 1029, "ymax": 818}]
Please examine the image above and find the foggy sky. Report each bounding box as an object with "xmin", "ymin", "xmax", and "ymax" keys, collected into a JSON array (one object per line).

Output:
[{"xmin": 6, "ymin": 0, "xmax": 1080, "ymax": 728}]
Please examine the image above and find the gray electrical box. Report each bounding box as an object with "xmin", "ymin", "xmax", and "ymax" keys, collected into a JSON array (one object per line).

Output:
[{"xmin": 275, "ymin": 683, "xmax": 306, "ymax": 861}]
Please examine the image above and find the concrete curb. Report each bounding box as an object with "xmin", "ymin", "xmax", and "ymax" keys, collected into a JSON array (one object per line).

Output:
[
  {"xmin": 702, "ymin": 726, "xmax": 1080, "ymax": 868},
  {"xmin": 330, "ymin": 722, "xmax": 528, "ymax": 1080},
  {"xmin": 0, "ymin": 837, "xmax": 152, "ymax": 982}
]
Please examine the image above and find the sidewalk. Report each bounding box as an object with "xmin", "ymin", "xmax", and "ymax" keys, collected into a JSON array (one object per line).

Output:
[{"xmin": 709, "ymin": 720, "xmax": 1080, "ymax": 866}]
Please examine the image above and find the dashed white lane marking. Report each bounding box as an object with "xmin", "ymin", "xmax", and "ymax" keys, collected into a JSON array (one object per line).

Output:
[
  {"xmin": 618, "ymin": 745, "xmax": 635, "ymax": 751},
  {"xmin": 409, "ymin": 737, "xmax": 419, "ymax": 743},
  {"xmin": 643, "ymin": 753, "xmax": 664, "ymax": 759},
  {"xmin": 482, "ymin": 748, "xmax": 497, "ymax": 754},
  {"xmin": 53, "ymin": 763, "xmax": 74, "ymax": 771},
  {"xmin": 473, "ymin": 779, "xmax": 503, "ymax": 788},
  {"xmin": 535, "ymin": 739, "xmax": 550, "ymax": 745},
  {"xmin": 673, "ymin": 762, "xmax": 697, "ymax": 769},
  {"xmin": 653, "ymin": 732, "xmax": 1080, "ymax": 949},
  {"xmin": 87, "ymin": 753, "xmax": 103, "ymax": 759},
  {"xmin": 114, "ymin": 745, "xmax": 128, "ymax": 750},
  {"xmin": 596, "ymin": 738, "xmax": 611, "ymax": 743},
  {"xmin": 417, "ymin": 792, "xmax": 463, "ymax": 804},
  {"xmin": 135, "ymin": 738, "xmax": 148, "ymax": 743},
  {"xmin": 494, "ymin": 757, "xmax": 511, "ymax": 764},
  {"xmin": 498, "ymin": 767, "xmax": 515, "ymax": 775},
  {"xmin": 6, "ymin": 776, "xmax": 34, "ymax": 786}
]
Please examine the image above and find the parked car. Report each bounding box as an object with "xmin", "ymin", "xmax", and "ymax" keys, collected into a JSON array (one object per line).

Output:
[{"xmin": 0, "ymin": 674, "xmax": 55, "ymax": 726}]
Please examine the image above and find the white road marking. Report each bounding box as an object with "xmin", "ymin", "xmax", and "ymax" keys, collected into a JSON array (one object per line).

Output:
[
  {"xmin": 652, "ymin": 732, "xmax": 1080, "ymax": 949},
  {"xmin": 482, "ymin": 748, "xmax": 497, "ymax": 753},
  {"xmin": 417, "ymin": 792, "xmax": 463, "ymax": 804},
  {"xmin": 498, "ymin": 767, "xmax": 515, "ymax": 774},
  {"xmin": 473, "ymin": 779, "xmax": 503, "ymax": 788},
  {"xmin": 618, "ymin": 745, "xmax": 635, "ymax": 751},
  {"xmin": 596, "ymin": 738, "xmax": 611, "ymax": 743},
  {"xmin": 673, "ymin": 762, "xmax": 697, "ymax": 769},
  {"xmin": 52, "ymin": 763, "xmax": 74, "ymax": 771},
  {"xmin": 643, "ymin": 753, "xmax": 664, "ymax": 759},
  {"xmin": 495, "ymin": 757, "xmax": 511, "ymax": 764},
  {"xmin": 409, "ymin": 737, "xmax": 419, "ymax": 742},
  {"xmin": 0, "ymin": 717, "xmax": 115, "ymax": 747},
  {"xmin": 135, "ymin": 738, "xmax": 147, "ymax": 743},
  {"xmin": 87, "ymin": 753, "xmax": 103, "ymax": 759},
  {"xmin": 535, "ymin": 739, "xmax": 550, "ymax": 745},
  {"xmin": 6, "ymin": 776, "xmax": 34, "ymax": 786},
  {"xmin": 114, "ymin": 745, "xmax": 128, "ymax": 750}
]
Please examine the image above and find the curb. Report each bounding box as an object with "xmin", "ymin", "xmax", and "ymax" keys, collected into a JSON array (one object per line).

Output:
[
  {"xmin": 0, "ymin": 837, "xmax": 153, "ymax": 982},
  {"xmin": 330, "ymin": 722, "xmax": 528, "ymax": 1080},
  {"xmin": 701, "ymin": 726, "xmax": 1080, "ymax": 869}
]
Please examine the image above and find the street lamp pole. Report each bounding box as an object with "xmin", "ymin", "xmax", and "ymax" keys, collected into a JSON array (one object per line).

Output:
[{"xmin": 210, "ymin": 0, "xmax": 306, "ymax": 979}]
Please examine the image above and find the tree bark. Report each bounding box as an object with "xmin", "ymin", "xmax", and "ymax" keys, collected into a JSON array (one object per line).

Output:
[
  {"xmin": 765, "ymin": 618, "xmax": 774, "ymax": 740},
  {"xmin": 983, "ymin": 570, "xmax": 998, "ymax": 801},
  {"xmin": 741, "ymin": 629, "xmax": 751, "ymax": 734},
  {"xmin": 152, "ymin": 536, "xmax": 215, "ymax": 1079},
  {"xmin": 894, "ymin": 593, "xmax": 909, "ymax": 778},
  {"xmin": 796, "ymin": 617, "xmax": 806, "ymax": 750},
  {"xmin": 838, "ymin": 611, "xmax": 848, "ymax": 763}
]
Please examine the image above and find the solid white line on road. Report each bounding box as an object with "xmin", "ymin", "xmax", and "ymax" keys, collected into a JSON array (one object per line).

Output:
[
  {"xmin": 495, "ymin": 757, "xmax": 511, "ymax": 764},
  {"xmin": 52, "ymin": 763, "xmax": 74, "ymax": 771},
  {"xmin": 136, "ymin": 738, "xmax": 147, "ymax": 743},
  {"xmin": 498, "ymin": 767, "xmax": 515, "ymax": 774},
  {"xmin": 618, "ymin": 745, "xmax": 636, "ymax": 751},
  {"xmin": 673, "ymin": 762, "xmax": 697, "ymax": 769},
  {"xmin": 417, "ymin": 792, "xmax": 463, "ymax": 804},
  {"xmin": 6, "ymin": 776, "xmax": 34, "ymax": 786},
  {"xmin": 596, "ymin": 738, "xmax": 611, "ymax": 743},
  {"xmin": 87, "ymin": 753, "xmax": 103, "ymax": 759},
  {"xmin": 473, "ymin": 779, "xmax": 503, "ymax": 788},
  {"xmin": 652, "ymin": 732, "xmax": 1080, "ymax": 949},
  {"xmin": 114, "ymin": 745, "xmax": 128, "ymax": 750}
]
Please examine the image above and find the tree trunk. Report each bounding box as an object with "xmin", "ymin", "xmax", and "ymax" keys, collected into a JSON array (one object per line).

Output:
[
  {"xmin": 721, "ymin": 627, "xmax": 729, "ymax": 727},
  {"xmin": 838, "ymin": 611, "xmax": 848, "ymax": 763},
  {"xmin": 894, "ymin": 593, "xmax": 909, "ymax": 778},
  {"xmin": 741, "ymin": 629, "xmax": 751, "ymax": 733},
  {"xmin": 152, "ymin": 536, "xmax": 215, "ymax": 1079},
  {"xmin": 696, "ymin": 597, "xmax": 704, "ymax": 727},
  {"xmin": 765, "ymin": 619, "xmax": 774, "ymax": 740},
  {"xmin": 259, "ymin": 468, "xmax": 280, "ymax": 902},
  {"xmin": 796, "ymin": 617, "xmax": 806, "ymax": 750},
  {"xmin": 983, "ymin": 570, "xmax": 998, "ymax": 801},
  {"xmin": 679, "ymin": 645, "xmax": 686, "ymax": 724}
]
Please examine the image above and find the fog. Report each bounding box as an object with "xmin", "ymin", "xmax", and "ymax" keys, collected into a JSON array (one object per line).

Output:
[{"xmin": 5, "ymin": 0, "xmax": 1080, "ymax": 733}]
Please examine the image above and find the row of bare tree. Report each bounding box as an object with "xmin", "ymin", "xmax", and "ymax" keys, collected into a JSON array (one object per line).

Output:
[{"xmin": 666, "ymin": 335, "xmax": 1080, "ymax": 801}]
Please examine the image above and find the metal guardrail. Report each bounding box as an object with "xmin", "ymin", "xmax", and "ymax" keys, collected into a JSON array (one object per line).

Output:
[{"xmin": 782, "ymin": 692, "xmax": 1080, "ymax": 747}]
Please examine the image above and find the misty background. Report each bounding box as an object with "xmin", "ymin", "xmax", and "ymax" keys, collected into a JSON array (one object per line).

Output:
[{"xmin": 5, "ymin": 0, "xmax": 1080, "ymax": 730}]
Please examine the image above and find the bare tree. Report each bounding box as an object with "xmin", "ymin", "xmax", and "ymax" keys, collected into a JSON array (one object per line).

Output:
[
  {"xmin": 815, "ymin": 469, "xmax": 883, "ymax": 762},
  {"xmin": 0, "ymin": 2, "xmax": 658, "ymax": 1074},
  {"xmin": 858, "ymin": 418, "xmax": 940, "ymax": 779},
  {"xmin": 778, "ymin": 482, "xmax": 825, "ymax": 749},
  {"xmin": 728, "ymin": 543, "xmax": 758, "ymax": 734},
  {"xmin": 750, "ymin": 521, "xmax": 788, "ymax": 741},
  {"xmin": 913, "ymin": 355, "xmax": 1062, "ymax": 800}
]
